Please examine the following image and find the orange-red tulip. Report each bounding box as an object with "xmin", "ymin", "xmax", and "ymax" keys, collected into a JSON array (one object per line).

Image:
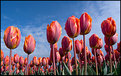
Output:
[
  {"xmin": 1, "ymin": 49, "xmax": 4, "ymax": 61},
  {"xmin": 38, "ymin": 57, "xmax": 42, "ymax": 65},
  {"xmin": 1, "ymin": 61, "xmax": 3, "ymax": 66},
  {"xmin": 4, "ymin": 56, "xmax": 9, "ymax": 66},
  {"xmin": 114, "ymin": 49, "xmax": 120, "ymax": 60},
  {"xmin": 19, "ymin": 56, "xmax": 24, "ymax": 66},
  {"xmin": 75, "ymin": 40, "xmax": 83, "ymax": 54},
  {"xmin": 24, "ymin": 35, "xmax": 36, "ymax": 55},
  {"xmin": 24, "ymin": 57, "xmax": 28, "ymax": 65},
  {"xmin": 101, "ymin": 17, "xmax": 116, "ymax": 37},
  {"xmin": 65, "ymin": 16, "xmax": 80, "ymax": 38},
  {"xmin": 33, "ymin": 56, "xmax": 39, "ymax": 66},
  {"xmin": 104, "ymin": 33, "xmax": 118, "ymax": 45},
  {"xmin": 104, "ymin": 44, "xmax": 112, "ymax": 53},
  {"xmin": 89, "ymin": 34, "xmax": 103, "ymax": 49},
  {"xmin": 47, "ymin": 21, "xmax": 62, "ymax": 44},
  {"xmin": 4, "ymin": 26, "xmax": 21, "ymax": 49},
  {"xmin": 117, "ymin": 41, "xmax": 120, "ymax": 52},
  {"xmin": 61, "ymin": 36, "xmax": 72, "ymax": 54},
  {"xmin": 14, "ymin": 53, "xmax": 19, "ymax": 63},
  {"xmin": 30, "ymin": 60, "xmax": 34, "ymax": 67},
  {"xmin": 80, "ymin": 12, "xmax": 92, "ymax": 35}
]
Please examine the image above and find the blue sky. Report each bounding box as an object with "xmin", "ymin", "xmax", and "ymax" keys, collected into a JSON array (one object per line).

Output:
[{"xmin": 1, "ymin": 1, "xmax": 120, "ymax": 62}]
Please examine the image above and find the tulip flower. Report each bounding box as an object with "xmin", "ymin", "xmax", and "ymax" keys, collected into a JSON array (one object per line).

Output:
[
  {"xmin": 101, "ymin": 17, "xmax": 116, "ymax": 37},
  {"xmin": 117, "ymin": 41, "xmax": 120, "ymax": 52},
  {"xmin": 1, "ymin": 49, "xmax": 4, "ymax": 61},
  {"xmin": 4, "ymin": 56, "xmax": 9, "ymax": 66},
  {"xmin": 104, "ymin": 33, "xmax": 118, "ymax": 45},
  {"xmin": 75, "ymin": 40, "xmax": 83, "ymax": 54},
  {"xmin": 24, "ymin": 57, "xmax": 28, "ymax": 66},
  {"xmin": 3, "ymin": 26, "xmax": 21, "ymax": 75},
  {"xmin": 80, "ymin": 12, "xmax": 92, "ymax": 75},
  {"xmin": 42, "ymin": 57, "xmax": 46, "ymax": 66},
  {"xmin": 24, "ymin": 34, "xmax": 36, "ymax": 75},
  {"xmin": 55, "ymin": 51, "xmax": 61, "ymax": 63},
  {"xmin": 59, "ymin": 47, "xmax": 65, "ymax": 57},
  {"xmin": 47, "ymin": 21, "xmax": 62, "ymax": 75},
  {"xmin": 65, "ymin": 16, "xmax": 80, "ymax": 38},
  {"xmin": 33, "ymin": 56, "xmax": 39, "ymax": 66},
  {"xmin": 14, "ymin": 53, "xmax": 19, "ymax": 63},
  {"xmin": 38, "ymin": 57, "xmax": 42, "ymax": 66},
  {"xmin": 19, "ymin": 56, "xmax": 24, "ymax": 66},
  {"xmin": 101, "ymin": 17, "xmax": 117, "ymax": 73}
]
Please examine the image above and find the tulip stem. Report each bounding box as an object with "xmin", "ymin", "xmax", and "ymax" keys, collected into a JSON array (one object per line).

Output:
[
  {"xmin": 73, "ymin": 38, "xmax": 78, "ymax": 75},
  {"xmin": 83, "ymin": 35, "xmax": 87, "ymax": 75},
  {"xmin": 9, "ymin": 49, "xmax": 12, "ymax": 75},
  {"xmin": 108, "ymin": 38, "xmax": 112, "ymax": 73},
  {"xmin": 79, "ymin": 53, "xmax": 82, "ymax": 75},
  {"xmin": 94, "ymin": 48, "xmax": 98, "ymax": 75},
  {"xmin": 52, "ymin": 44, "xmax": 56, "ymax": 75},
  {"xmin": 27, "ymin": 54, "xmax": 29, "ymax": 75},
  {"xmin": 68, "ymin": 52, "xmax": 71, "ymax": 73},
  {"xmin": 112, "ymin": 46, "xmax": 117, "ymax": 69}
]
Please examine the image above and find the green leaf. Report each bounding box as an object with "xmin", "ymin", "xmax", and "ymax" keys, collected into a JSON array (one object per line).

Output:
[
  {"xmin": 106, "ymin": 71, "xmax": 115, "ymax": 75},
  {"xmin": 72, "ymin": 69, "xmax": 76, "ymax": 75},
  {"xmin": 58, "ymin": 62, "xmax": 61, "ymax": 75},
  {"xmin": 116, "ymin": 62, "xmax": 120, "ymax": 75},
  {"xmin": 87, "ymin": 64, "xmax": 96, "ymax": 75},
  {"xmin": 62, "ymin": 62, "xmax": 71, "ymax": 75},
  {"xmin": 103, "ymin": 64, "xmax": 107, "ymax": 75},
  {"xmin": 81, "ymin": 66, "xmax": 84, "ymax": 75}
]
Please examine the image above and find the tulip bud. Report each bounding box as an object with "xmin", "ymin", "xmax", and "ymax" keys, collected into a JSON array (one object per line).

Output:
[
  {"xmin": 33, "ymin": 56, "xmax": 39, "ymax": 66},
  {"xmin": 38, "ymin": 57, "xmax": 42, "ymax": 66},
  {"xmin": 24, "ymin": 57, "xmax": 28, "ymax": 65},
  {"xmin": 55, "ymin": 51, "xmax": 61, "ymax": 63},
  {"xmin": 101, "ymin": 17, "xmax": 116, "ymax": 37},
  {"xmin": 4, "ymin": 26, "xmax": 21, "ymax": 49},
  {"xmin": 30, "ymin": 60, "xmax": 33, "ymax": 67},
  {"xmin": 104, "ymin": 33, "xmax": 118, "ymax": 45},
  {"xmin": 1, "ymin": 49, "xmax": 4, "ymax": 61},
  {"xmin": 24, "ymin": 35, "xmax": 36, "ymax": 55},
  {"xmin": 114, "ymin": 49, "xmax": 120, "ymax": 60},
  {"xmin": 12, "ymin": 65, "xmax": 15, "ymax": 71},
  {"xmin": 104, "ymin": 44, "xmax": 112, "ymax": 53},
  {"xmin": 19, "ymin": 56, "xmax": 24, "ymax": 66},
  {"xmin": 14, "ymin": 53, "xmax": 19, "ymax": 63},
  {"xmin": 4, "ymin": 56, "xmax": 9, "ymax": 66},
  {"xmin": 65, "ymin": 16, "xmax": 80, "ymax": 38},
  {"xmin": 61, "ymin": 36, "xmax": 72, "ymax": 54},
  {"xmin": 59, "ymin": 47, "xmax": 65, "ymax": 57},
  {"xmin": 47, "ymin": 21, "xmax": 62, "ymax": 44},
  {"xmin": 80, "ymin": 12, "xmax": 92, "ymax": 35},
  {"xmin": 75, "ymin": 40, "xmax": 83, "ymax": 54}
]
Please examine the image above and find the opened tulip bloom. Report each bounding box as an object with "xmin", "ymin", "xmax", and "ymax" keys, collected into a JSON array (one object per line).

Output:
[{"xmin": 24, "ymin": 34, "xmax": 36, "ymax": 75}]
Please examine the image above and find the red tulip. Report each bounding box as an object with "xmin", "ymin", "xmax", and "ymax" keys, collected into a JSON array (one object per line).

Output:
[
  {"xmin": 14, "ymin": 54, "xmax": 19, "ymax": 63},
  {"xmin": 89, "ymin": 34, "xmax": 103, "ymax": 49},
  {"xmin": 65, "ymin": 16, "xmax": 80, "ymax": 38},
  {"xmin": 104, "ymin": 44, "xmax": 112, "ymax": 53},
  {"xmin": 12, "ymin": 65, "xmax": 15, "ymax": 71},
  {"xmin": 55, "ymin": 51, "xmax": 61, "ymax": 63},
  {"xmin": 117, "ymin": 41, "xmax": 120, "ymax": 52},
  {"xmin": 1, "ymin": 49, "xmax": 4, "ymax": 61},
  {"xmin": 4, "ymin": 26, "xmax": 21, "ymax": 49},
  {"xmin": 114, "ymin": 49, "xmax": 120, "ymax": 60},
  {"xmin": 104, "ymin": 33, "xmax": 118, "ymax": 45},
  {"xmin": 75, "ymin": 40, "xmax": 83, "ymax": 54},
  {"xmin": 97, "ymin": 55, "xmax": 103, "ymax": 63},
  {"xmin": 92, "ymin": 56, "xmax": 95, "ymax": 63},
  {"xmin": 24, "ymin": 35, "xmax": 36, "ymax": 55},
  {"xmin": 1, "ymin": 61, "xmax": 3, "ymax": 66},
  {"xmin": 59, "ymin": 47, "xmax": 65, "ymax": 57},
  {"xmin": 80, "ymin": 12, "xmax": 92, "ymax": 35},
  {"xmin": 38, "ymin": 57, "xmax": 42, "ymax": 66},
  {"xmin": 19, "ymin": 56, "xmax": 24, "ymax": 66},
  {"xmin": 101, "ymin": 17, "xmax": 116, "ymax": 37},
  {"xmin": 30, "ymin": 61, "xmax": 34, "ymax": 67},
  {"xmin": 33, "ymin": 56, "xmax": 39, "ymax": 66},
  {"xmin": 24, "ymin": 57, "xmax": 28, "ymax": 65},
  {"xmin": 4, "ymin": 56, "xmax": 9, "ymax": 66},
  {"xmin": 61, "ymin": 36, "xmax": 72, "ymax": 54},
  {"xmin": 47, "ymin": 21, "xmax": 62, "ymax": 44}
]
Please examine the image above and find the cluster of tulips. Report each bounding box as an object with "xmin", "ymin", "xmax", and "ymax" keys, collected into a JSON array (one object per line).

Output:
[{"xmin": 1, "ymin": 12, "xmax": 120, "ymax": 75}]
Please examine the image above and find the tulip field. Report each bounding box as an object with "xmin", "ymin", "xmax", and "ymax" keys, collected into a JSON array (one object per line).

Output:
[{"xmin": 1, "ymin": 12, "xmax": 120, "ymax": 75}]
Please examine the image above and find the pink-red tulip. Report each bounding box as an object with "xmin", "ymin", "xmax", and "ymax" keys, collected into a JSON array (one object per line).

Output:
[
  {"xmin": 80, "ymin": 12, "xmax": 92, "ymax": 35},
  {"xmin": 59, "ymin": 47, "xmax": 65, "ymax": 57},
  {"xmin": 24, "ymin": 57, "xmax": 28, "ymax": 65},
  {"xmin": 1, "ymin": 49, "xmax": 4, "ymax": 61},
  {"xmin": 101, "ymin": 17, "xmax": 116, "ymax": 37},
  {"xmin": 104, "ymin": 33, "xmax": 118, "ymax": 45},
  {"xmin": 61, "ymin": 36, "xmax": 72, "ymax": 54},
  {"xmin": 14, "ymin": 54, "xmax": 19, "ymax": 63},
  {"xmin": 75, "ymin": 40, "xmax": 83, "ymax": 54},
  {"xmin": 47, "ymin": 21, "xmax": 62, "ymax": 44},
  {"xmin": 24, "ymin": 35, "xmax": 36, "ymax": 55},
  {"xmin": 3, "ymin": 26, "xmax": 21, "ymax": 49},
  {"xmin": 38, "ymin": 57, "xmax": 42, "ymax": 66},
  {"xmin": 19, "ymin": 56, "xmax": 24, "ymax": 66},
  {"xmin": 104, "ymin": 44, "xmax": 112, "ymax": 53},
  {"xmin": 55, "ymin": 51, "xmax": 61, "ymax": 63},
  {"xmin": 33, "ymin": 56, "xmax": 39, "ymax": 66},
  {"xmin": 42, "ymin": 57, "xmax": 46, "ymax": 66},
  {"xmin": 65, "ymin": 16, "xmax": 80, "ymax": 38}
]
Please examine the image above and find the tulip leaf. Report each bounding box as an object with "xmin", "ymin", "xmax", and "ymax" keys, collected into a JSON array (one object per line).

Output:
[
  {"xmin": 62, "ymin": 62, "xmax": 71, "ymax": 75},
  {"xmin": 81, "ymin": 66, "xmax": 84, "ymax": 75},
  {"xmin": 72, "ymin": 69, "xmax": 76, "ymax": 75},
  {"xmin": 103, "ymin": 64, "xmax": 107, "ymax": 75},
  {"xmin": 58, "ymin": 62, "xmax": 61, "ymax": 75},
  {"xmin": 87, "ymin": 64, "xmax": 96, "ymax": 75}
]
